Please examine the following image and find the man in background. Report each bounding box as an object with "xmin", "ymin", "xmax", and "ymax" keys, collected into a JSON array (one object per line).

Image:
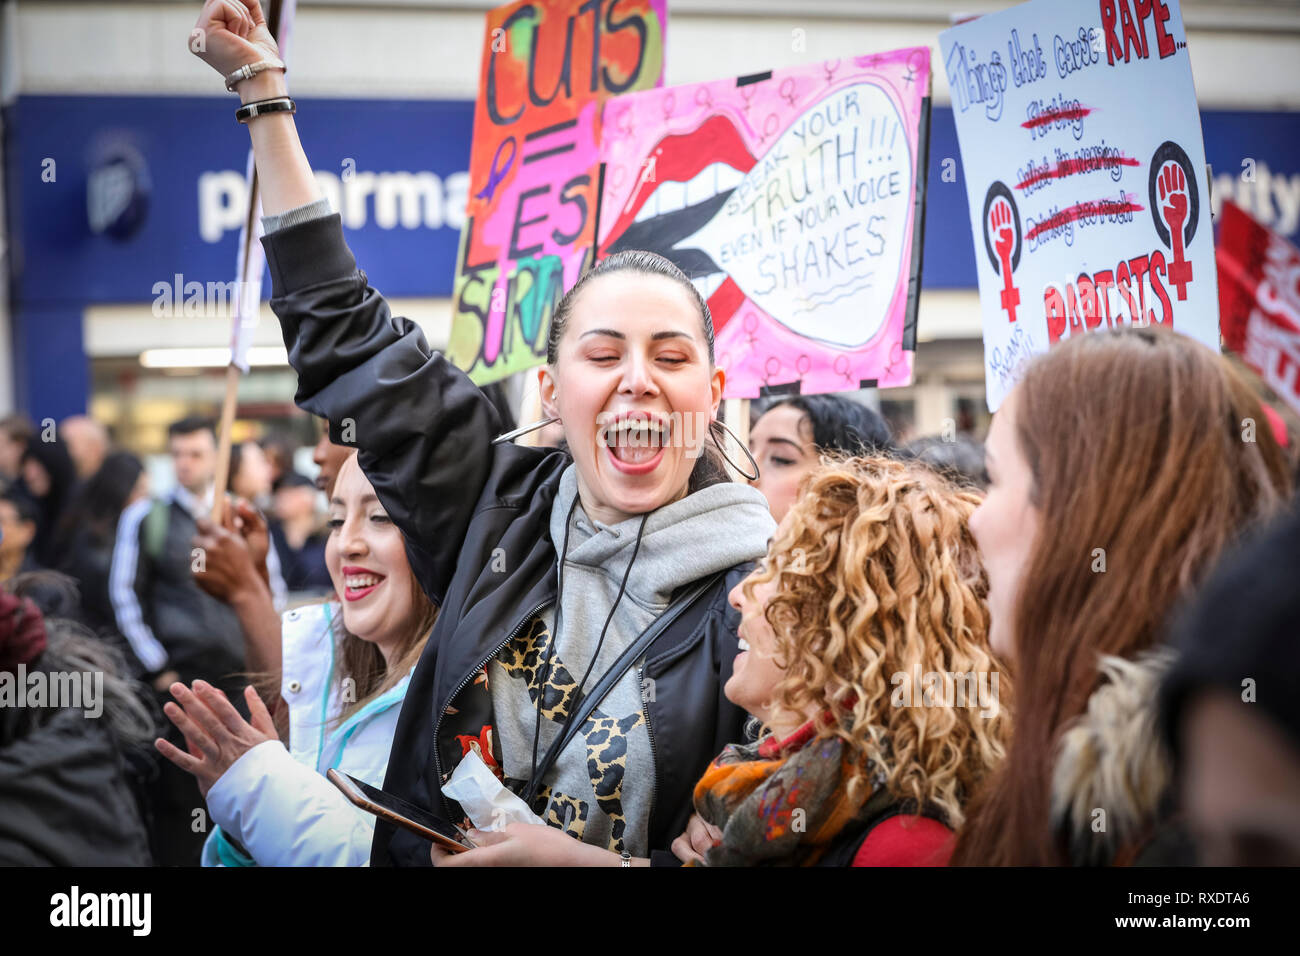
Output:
[
  {"xmin": 59, "ymin": 415, "xmax": 111, "ymax": 481},
  {"xmin": 108, "ymin": 416, "xmax": 247, "ymax": 865}
]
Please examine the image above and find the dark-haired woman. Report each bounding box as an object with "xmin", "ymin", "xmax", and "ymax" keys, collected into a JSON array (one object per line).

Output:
[
  {"xmin": 747, "ymin": 394, "xmax": 892, "ymax": 522},
  {"xmin": 227, "ymin": 439, "xmax": 274, "ymax": 507},
  {"xmin": 17, "ymin": 435, "xmax": 78, "ymax": 568},
  {"xmin": 190, "ymin": 0, "xmax": 773, "ymax": 867},
  {"xmin": 226, "ymin": 439, "xmax": 290, "ymax": 607},
  {"xmin": 53, "ymin": 451, "xmax": 149, "ymax": 644}
]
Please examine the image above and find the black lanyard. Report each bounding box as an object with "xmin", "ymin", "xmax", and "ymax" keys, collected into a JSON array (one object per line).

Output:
[{"xmin": 524, "ymin": 498, "xmax": 649, "ymax": 804}]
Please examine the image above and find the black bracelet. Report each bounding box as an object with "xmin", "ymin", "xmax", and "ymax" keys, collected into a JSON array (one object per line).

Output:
[{"xmin": 236, "ymin": 97, "xmax": 296, "ymax": 125}]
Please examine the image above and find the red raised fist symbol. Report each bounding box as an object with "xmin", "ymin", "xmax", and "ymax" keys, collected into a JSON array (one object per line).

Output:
[
  {"xmin": 990, "ymin": 198, "xmax": 1019, "ymax": 322},
  {"xmin": 991, "ymin": 199, "xmax": 1015, "ymax": 268},
  {"xmin": 1158, "ymin": 161, "xmax": 1194, "ymax": 300},
  {"xmin": 1158, "ymin": 162, "xmax": 1188, "ymax": 234}
]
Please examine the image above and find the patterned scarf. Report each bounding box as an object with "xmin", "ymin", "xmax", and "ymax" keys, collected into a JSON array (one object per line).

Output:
[{"xmin": 692, "ymin": 717, "xmax": 889, "ymax": 866}]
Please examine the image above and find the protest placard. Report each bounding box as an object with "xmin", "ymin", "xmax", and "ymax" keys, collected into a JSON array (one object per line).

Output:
[
  {"xmin": 595, "ymin": 49, "xmax": 931, "ymax": 397},
  {"xmin": 940, "ymin": 0, "xmax": 1218, "ymax": 410},
  {"xmin": 1218, "ymin": 199, "xmax": 1300, "ymax": 417},
  {"xmin": 447, "ymin": 0, "xmax": 667, "ymax": 385}
]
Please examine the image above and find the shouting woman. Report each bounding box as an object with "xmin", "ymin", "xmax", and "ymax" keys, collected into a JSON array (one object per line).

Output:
[{"xmin": 189, "ymin": 0, "xmax": 775, "ymax": 865}]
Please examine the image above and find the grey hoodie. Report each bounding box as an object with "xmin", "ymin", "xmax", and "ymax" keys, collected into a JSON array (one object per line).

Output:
[{"xmin": 488, "ymin": 463, "xmax": 775, "ymax": 855}]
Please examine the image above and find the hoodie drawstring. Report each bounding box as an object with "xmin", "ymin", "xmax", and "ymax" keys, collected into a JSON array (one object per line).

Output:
[{"xmin": 524, "ymin": 497, "xmax": 651, "ymax": 806}]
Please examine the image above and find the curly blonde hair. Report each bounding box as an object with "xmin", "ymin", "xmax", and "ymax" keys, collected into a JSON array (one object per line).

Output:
[{"xmin": 747, "ymin": 455, "xmax": 1009, "ymax": 828}]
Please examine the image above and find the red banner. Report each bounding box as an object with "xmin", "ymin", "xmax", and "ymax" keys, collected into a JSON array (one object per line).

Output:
[{"xmin": 1217, "ymin": 199, "xmax": 1300, "ymax": 417}]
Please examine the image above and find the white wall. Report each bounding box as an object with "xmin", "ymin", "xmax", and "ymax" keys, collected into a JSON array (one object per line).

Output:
[{"xmin": 8, "ymin": 1, "xmax": 1300, "ymax": 107}]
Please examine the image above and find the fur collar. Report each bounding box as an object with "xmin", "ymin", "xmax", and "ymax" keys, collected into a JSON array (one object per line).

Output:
[{"xmin": 1049, "ymin": 650, "xmax": 1176, "ymax": 865}]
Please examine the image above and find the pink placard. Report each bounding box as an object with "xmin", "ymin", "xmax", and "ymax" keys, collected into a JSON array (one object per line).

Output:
[{"xmin": 597, "ymin": 49, "xmax": 931, "ymax": 397}]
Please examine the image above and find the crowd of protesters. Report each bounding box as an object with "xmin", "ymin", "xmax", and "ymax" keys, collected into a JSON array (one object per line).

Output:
[
  {"xmin": 2, "ymin": 326, "xmax": 1299, "ymax": 867},
  {"xmin": 3, "ymin": 0, "xmax": 1300, "ymax": 869}
]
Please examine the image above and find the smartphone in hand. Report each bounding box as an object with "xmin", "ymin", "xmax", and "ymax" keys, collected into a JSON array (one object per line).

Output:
[{"xmin": 327, "ymin": 769, "xmax": 476, "ymax": 854}]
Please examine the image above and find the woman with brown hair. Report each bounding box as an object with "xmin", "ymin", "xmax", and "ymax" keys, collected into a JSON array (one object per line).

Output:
[
  {"xmin": 677, "ymin": 456, "xmax": 1008, "ymax": 866},
  {"xmin": 952, "ymin": 326, "xmax": 1292, "ymax": 866},
  {"xmin": 157, "ymin": 455, "xmax": 438, "ymax": 866}
]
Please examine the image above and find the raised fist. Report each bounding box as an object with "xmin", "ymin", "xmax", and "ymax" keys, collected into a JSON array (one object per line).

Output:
[
  {"xmin": 991, "ymin": 199, "xmax": 1015, "ymax": 269},
  {"xmin": 189, "ymin": 0, "xmax": 281, "ymax": 79},
  {"xmin": 1158, "ymin": 161, "xmax": 1189, "ymax": 241},
  {"xmin": 1158, "ymin": 160, "xmax": 1194, "ymax": 299},
  {"xmin": 989, "ymin": 197, "xmax": 1020, "ymax": 321}
]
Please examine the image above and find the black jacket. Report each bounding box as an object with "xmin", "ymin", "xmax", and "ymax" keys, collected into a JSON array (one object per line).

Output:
[
  {"xmin": 0, "ymin": 701, "xmax": 152, "ymax": 866},
  {"xmin": 57, "ymin": 524, "xmax": 119, "ymax": 636},
  {"xmin": 262, "ymin": 213, "xmax": 752, "ymax": 866},
  {"xmin": 123, "ymin": 498, "xmax": 244, "ymax": 681}
]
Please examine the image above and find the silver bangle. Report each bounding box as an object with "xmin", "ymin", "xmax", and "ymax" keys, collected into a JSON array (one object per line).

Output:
[
  {"xmin": 225, "ymin": 58, "xmax": 286, "ymax": 93},
  {"xmin": 621, "ymin": 850, "xmax": 631, "ymax": 868}
]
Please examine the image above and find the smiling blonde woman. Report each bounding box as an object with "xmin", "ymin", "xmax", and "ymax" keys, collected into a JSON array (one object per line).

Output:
[{"xmin": 680, "ymin": 456, "xmax": 1009, "ymax": 866}]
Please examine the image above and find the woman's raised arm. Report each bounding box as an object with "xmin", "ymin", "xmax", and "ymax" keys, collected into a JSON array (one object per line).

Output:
[
  {"xmin": 191, "ymin": 0, "xmax": 318, "ymax": 214},
  {"xmin": 188, "ymin": 0, "xmax": 516, "ymax": 606}
]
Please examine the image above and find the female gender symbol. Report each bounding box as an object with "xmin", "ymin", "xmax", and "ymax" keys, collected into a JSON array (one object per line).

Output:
[
  {"xmin": 833, "ymin": 354, "xmax": 854, "ymax": 383},
  {"xmin": 743, "ymin": 312, "xmax": 760, "ymax": 348},
  {"xmin": 778, "ymin": 77, "xmax": 797, "ymax": 107},
  {"xmin": 740, "ymin": 84, "xmax": 757, "ymax": 115},
  {"xmin": 764, "ymin": 355, "xmax": 782, "ymax": 385},
  {"xmin": 823, "ymin": 59, "xmax": 841, "ymax": 86},
  {"xmin": 695, "ymin": 86, "xmax": 714, "ymax": 111},
  {"xmin": 795, "ymin": 354, "xmax": 812, "ymax": 377},
  {"xmin": 662, "ymin": 91, "xmax": 676, "ymax": 120},
  {"xmin": 759, "ymin": 113, "xmax": 780, "ymax": 145},
  {"xmin": 882, "ymin": 341, "xmax": 906, "ymax": 379},
  {"xmin": 905, "ymin": 48, "xmax": 926, "ymax": 86},
  {"xmin": 616, "ymin": 107, "xmax": 634, "ymax": 141}
]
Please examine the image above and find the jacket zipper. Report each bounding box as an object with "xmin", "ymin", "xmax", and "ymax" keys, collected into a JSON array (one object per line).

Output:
[
  {"xmin": 431, "ymin": 600, "xmax": 550, "ymax": 817},
  {"xmin": 638, "ymin": 661, "xmax": 660, "ymax": 848}
]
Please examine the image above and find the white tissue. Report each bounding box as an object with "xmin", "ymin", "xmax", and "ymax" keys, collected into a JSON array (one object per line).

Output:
[{"xmin": 441, "ymin": 750, "xmax": 547, "ymax": 831}]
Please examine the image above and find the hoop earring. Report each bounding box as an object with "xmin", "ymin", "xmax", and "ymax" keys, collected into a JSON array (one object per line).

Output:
[
  {"xmin": 709, "ymin": 419, "xmax": 760, "ymax": 482},
  {"xmin": 492, "ymin": 416, "xmax": 560, "ymax": 445}
]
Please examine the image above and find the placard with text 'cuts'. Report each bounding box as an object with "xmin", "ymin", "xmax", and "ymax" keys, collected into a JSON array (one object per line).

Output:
[
  {"xmin": 448, "ymin": 0, "xmax": 667, "ymax": 385},
  {"xmin": 941, "ymin": 0, "xmax": 1218, "ymax": 411}
]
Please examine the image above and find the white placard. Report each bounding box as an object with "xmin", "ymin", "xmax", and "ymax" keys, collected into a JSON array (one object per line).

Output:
[{"xmin": 941, "ymin": 0, "xmax": 1218, "ymax": 410}]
